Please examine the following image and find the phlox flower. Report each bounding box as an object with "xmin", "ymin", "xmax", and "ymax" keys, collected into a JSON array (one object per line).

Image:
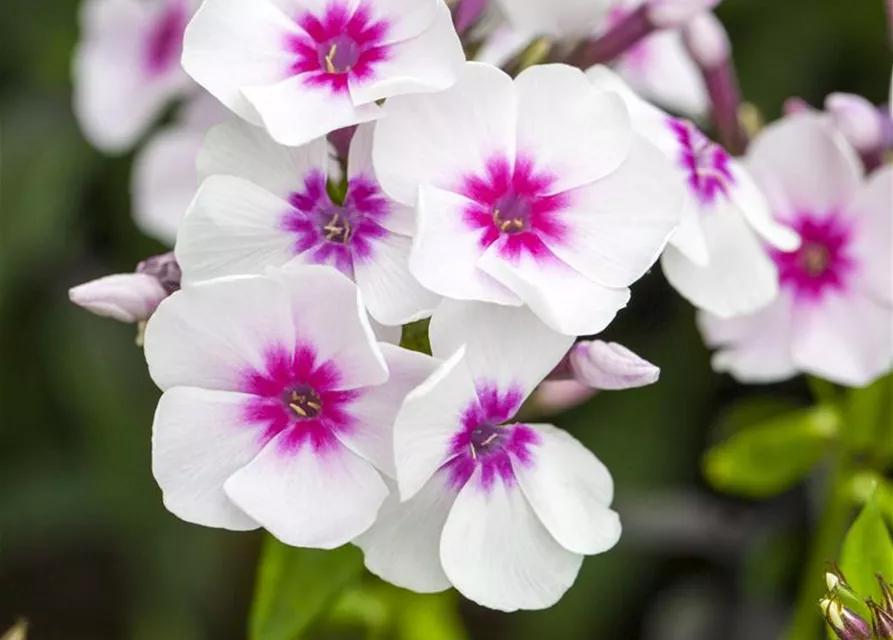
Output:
[
  {"xmin": 132, "ymin": 93, "xmax": 229, "ymax": 245},
  {"xmin": 699, "ymin": 114, "xmax": 893, "ymax": 387},
  {"xmin": 373, "ymin": 61, "xmax": 683, "ymax": 336},
  {"xmin": 73, "ymin": 0, "xmax": 197, "ymax": 152},
  {"xmin": 176, "ymin": 120, "xmax": 438, "ymax": 327},
  {"xmin": 181, "ymin": 0, "xmax": 466, "ymax": 147},
  {"xmin": 587, "ymin": 66, "xmax": 800, "ymax": 317},
  {"xmin": 145, "ymin": 266, "xmax": 438, "ymax": 547},
  {"xmin": 355, "ymin": 301, "xmax": 621, "ymax": 611}
]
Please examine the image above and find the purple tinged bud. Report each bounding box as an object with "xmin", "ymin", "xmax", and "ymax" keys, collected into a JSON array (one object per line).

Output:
[
  {"xmin": 532, "ymin": 380, "xmax": 598, "ymax": 415},
  {"xmin": 682, "ymin": 10, "xmax": 729, "ymax": 69},
  {"xmin": 453, "ymin": 0, "xmax": 488, "ymax": 34},
  {"xmin": 569, "ymin": 341, "xmax": 660, "ymax": 390},
  {"xmin": 69, "ymin": 273, "xmax": 168, "ymax": 323},
  {"xmin": 878, "ymin": 574, "xmax": 893, "ymax": 614},
  {"xmin": 136, "ymin": 251, "xmax": 181, "ymax": 294},
  {"xmin": 871, "ymin": 600, "xmax": 893, "ymax": 639},
  {"xmin": 783, "ymin": 96, "xmax": 814, "ymax": 117},
  {"xmin": 826, "ymin": 93, "xmax": 885, "ymax": 153},
  {"xmin": 820, "ymin": 598, "xmax": 873, "ymax": 640},
  {"xmin": 647, "ymin": 0, "xmax": 722, "ymax": 29}
]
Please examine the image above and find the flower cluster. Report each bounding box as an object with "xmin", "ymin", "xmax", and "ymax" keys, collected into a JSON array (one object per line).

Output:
[
  {"xmin": 821, "ymin": 566, "xmax": 893, "ymax": 640},
  {"xmin": 69, "ymin": 0, "xmax": 893, "ymax": 613}
]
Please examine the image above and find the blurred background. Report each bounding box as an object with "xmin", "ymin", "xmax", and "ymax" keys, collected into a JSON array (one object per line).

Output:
[{"xmin": 1, "ymin": 0, "xmax": 890, "ymax": 638}]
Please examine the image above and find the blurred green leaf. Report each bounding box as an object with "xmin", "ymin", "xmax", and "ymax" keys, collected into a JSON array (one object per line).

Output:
[
  {"xmin": 704, "ymin": 405, "xmax": 839, "ymax": 497},
  {"xmin": 397, "ymin": 591, "xmax": 467, "ymax": 640},
  {"xmin": 840, "ymin": 494, "xmax": 893, "ymax": 605},
  {"xmin": 844, "ymin": 373, "xmax": 893, "ymax": 457},
  {"xmin": 250, "ymin": 536, "xmax": 364, "ymax": 640},
  {"xmin": 400, "ymin": 319, "xmax": 431, "ymax": 355},
  {"xmin": 711, "ymin": 396, "xmax": 803, "ymax": 441}
]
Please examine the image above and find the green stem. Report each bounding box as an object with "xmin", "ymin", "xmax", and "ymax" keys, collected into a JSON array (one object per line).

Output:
[{"xmin": 785, "ymin": 461, "xmax": 854, "ymax": 640}]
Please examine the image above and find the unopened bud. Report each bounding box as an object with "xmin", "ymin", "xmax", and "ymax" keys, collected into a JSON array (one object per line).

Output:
[
  {"xmin": 69, "ymin": 273, "xmax": 168, "ymax": 323},
  {"xmin": 136, "ymin": 251, "xmax": 181, "ymax": 294},
  {"xmin": 820, "ymin": 597, "xmax": 873, "ymax": 640},
  {"xmin": 871, "ymin": 600, "xmax": 893, "ymax": 639},
  {"xmin": 878, "ymin": 574, "xmax": 893, "ymax": 614},
  {"xmin": 532, "ymin": 380, "xmax": 597, "ymax": 415},
  {"xmin": 783, "ymin": 96, "xmax": 814, "ymax": 116},
  {"xmin": 569, "ymin": 341, "xmax": 660, "ymax": 390},
  {"xmin": 681, "ymin": 11, "xmax": 729, "ymax": 68},
  {"xmin": 648, "ymin": 0, "xmax": 721, "ymax": 29},
  {"xmin": 825, "ymin": 93, "xmax": 884, "ymax": 153}
]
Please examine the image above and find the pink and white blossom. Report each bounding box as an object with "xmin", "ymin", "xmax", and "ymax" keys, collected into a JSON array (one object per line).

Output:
[
  {"xmin": 145, "ymin": 266, "xmax": 438, "ymax": 547},
  {"xmin": 181, "ymin": 0, "xmax": 466, "ymax": 147},
  {"xmin": 175, "ymin": 119, "xmax": 438, "ymax": 326},
  {"xmin": 587, "ymin": 66, "xmax": 800, "ymax": 317},
  {"xmin": 355, "ymin": 301, "xmax": 620, "ymax": 611},
  {"xmin": 374, "ymin": 62, "xmax": 683, "ymax": 336},
  {"xmin": 73, "ymin": 0, "xmax": 197, "ymax": 152},
  {"xmin": 699, "ymin": 114, "xmax": 893, "ymax": 387}
]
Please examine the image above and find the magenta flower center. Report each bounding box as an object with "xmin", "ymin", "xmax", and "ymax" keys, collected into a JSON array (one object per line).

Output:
[
  {"xmin": 444, "ymin": 382, "xmax": 539, "ymax": 493},
  {"xmin": 144, "ymin": 3, "xmax": 187, "ymax": 76},
  {"xmin": 317, "ymin": 34, "xmax": 361, "ymax": 74},
  {"xmin": 283, "ymin": 384, "xmax": 323, "ymax": 419},
  {"xmin": 668, "ymin": 118, "xmax": 734, "ymax": 205},
  {"xmin": 770, "ymin": 212, "xmax": 856, "ymax": 302},
  {"xmin": 459, "ymin": 156, "xmax": 569, "ymax": 263}
]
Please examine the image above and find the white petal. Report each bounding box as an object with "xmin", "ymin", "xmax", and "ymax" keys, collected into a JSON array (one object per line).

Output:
[
  {"xmin": 359, "ymin": 0, "xmax": 441, "ymax": 44},
  {"xmin": 175, "ymin": 176, "xmax": 296, "ymax": 285},
  {"xmin": 339, "ymin": 344, "xmax": 440, "ymax": 479},
  {"xmin": 478, "ymin": 247, "xmax": 631, "ymax": 336},
  {"xmin": 474, "ymin": 24, "xmax": 532, "ymax": 67},
  {"xmin": 197, "ymin": 117, "xmax": 331, "ymax": 201},
  {"xmin": 181, "ymin": 0, "xmax": 297, "ymax": 123},
  {"xmin": 354, "ymin": 232, "xmax": 440, "ymax": 326},
  {"xmin": 243, "ymin": 76, "xmax": 382, "ymax": 147},
  {"xmin": 745, "ymin": 113, "xmax": 863, "ymax": 217},
  {"xmin": 728, "ymin": 163, "xmax": 801, "ymax": 251},
  {"xmin": 514, "ymin": 423, "xmax": 620, "ymax": 555},
  {"xmin": 848, "ymin": 166, "xmax": 893, "ymax": 304},
  {"xmin": 373, "ymin": 61, "xmax": 517, "ymax": 206},
  {"xmin": 224, "ymin": 431, "xmax": 388, "ymax": 549},
  {"xmin": 661, "ymin": 202, "xmax": 780, "ymax": 318},
  {"xmin": 371, "ymin": 319, "xmax": 402, "ymax": 345},
  {"xmin": 348, "ymin": 2, "xmax": 465, "ymax": 107},
  {"xmin": 144, "ymin": 274, "xmax": 294, "ymax": 391},
  {"xmin": 354, "ymin": 471, "xmax": 455, "ymax": 593},
  {"xmin": 668, "ymin": 197, "xmax": 710, "ymax": 267},
  {"xmin": 412, "ymin": 185, "xmax": 521, "ymax": 305},
  {"xmin": 274, "ymin": 265, "xmax": 389, "ymax": 391},
  {"xmin": 430, "ymin": 299, "xmax": 573, "ymax": 394},
  {"xmin": 696, "ymin": 293, "xmax": 798, "ymax": 384},
  {"xmin": 133, "ymin": 125, "xmax": 205, "ymax": 245},
  {"xmin": 545, "ymin": 135, "xmax": 682, "ymax": 288},
  {"xmin": 570, "ymin": 341, "xmax": 660, "ymax": 390},
  {"xmin": 792, "ymin": 291, "xmax": 893, "ymax": 387},
  {"xmin": 440, "ymin": 468, "xmax": 584, "ymax": 612},
  {"xmin": 493, "ymin": 0, "xmax": 609, "ymax": 38},
  {"xmin": 152, "ymin": 386, "xmax": 262, "ymax": 530},
  {"xmin": 615, "ymin": 29, "xmax": 708, "ymax": 119},
  {"xmin": 393, "ymin": 347, "xmax": 477, "ymax": 501},
  {"xmin": 514, "ymin": 64, "xmax": 632, "ymax": 194}
]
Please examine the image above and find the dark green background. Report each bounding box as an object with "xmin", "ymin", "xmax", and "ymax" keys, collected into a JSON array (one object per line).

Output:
[{"xmin": 1, "ymin": 0, "xmax": 890, "ymax": 638}]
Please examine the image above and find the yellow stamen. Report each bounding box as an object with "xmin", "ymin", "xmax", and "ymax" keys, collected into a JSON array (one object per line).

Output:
[
  {"xmin": 325, "ymin": 43, "xmax": 338, "ymax": 73},
  {"xmin": 289, "ymin": 402, "xmax": 308, "ymax": 417}
]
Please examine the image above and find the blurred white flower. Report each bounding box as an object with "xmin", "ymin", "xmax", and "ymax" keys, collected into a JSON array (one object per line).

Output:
[
  {"xmin": 73, "ymin": 0, "xmax": 197, "ymax": 152},
  {"xmin": 699, "ymin": 114, "xmax": 893, "ymax": 387},
  {"xmin": 374, "ymin": 62, "xmax": 683, "ymax": 336},
  {"xmin": 355, "ymin": 301, "xmax": 620, "ymax": 611},
  {"xmin": 182, "ymin": 0, "xmax": 465, "ymax": 146},
  {"xmin": 145, "ymin": 266, "xmax": 438, "ymax": 547},
  {"xmin": 587, "ymin": 66, "xmax": 799, "ymax": 317}
]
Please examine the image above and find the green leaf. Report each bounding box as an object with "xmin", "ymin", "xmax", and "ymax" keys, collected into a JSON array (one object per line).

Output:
[
  {"xmin": 840, "ymin": 494, "xmax": 893, "ymax": 604},
  {"xmin": 250, "ymin": 536, "xmax": 364, "ymax": 640},
  {"xmin": 704, "ymin": 405, "xmax": 839, "ymax": 497},
  {"xmin": 397, "ymin": 591, "xmax": 467, "ymax": 640},
  {"xmin": 845, "ymin": 372, "xmax": 893, "ymax": 457},
  {"xmin": 400, "ymin": 319, "xmax": 431, "ymax": 355}
]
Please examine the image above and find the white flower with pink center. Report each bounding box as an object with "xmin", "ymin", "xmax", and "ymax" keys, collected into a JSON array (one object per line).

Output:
[
  {"xmin": 699, "ymin": 114, "xmax": 893, "ymax": 386},
  {"xmin": 73, "ymin": 0, "xmax": 197, "ymax": 152},
  {"xmin": 587, "ymin": 66, "xmax": 801, "ymax": 317},
  {"xmin": 182, "ymin": 0, "xmax": 465, "ymax": 147},
  {"xmin": 355, "ymin": 301, "xmax": 621, "ymax": 611},
  {"xmin": 176, "ymin": 120, "xmax": 438, "ymax": 327},
  {"xmin": 145, "ymin": 266, "xmax": 438, "ymax": 547},
  {"xmin": 373, "ymin": 62, "xmax": 684, "ymax": 336}
]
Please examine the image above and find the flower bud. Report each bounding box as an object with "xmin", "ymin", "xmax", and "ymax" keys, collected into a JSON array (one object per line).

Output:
[
  {"xmin": 783, "ymin": 96, "xmax": 814, "ymax": 116},
  {"xmin": 681, "ymin": 10, "xmax": 729, "ymax": 68},
  {"xmin": 871, "ymin": 600, "xmax": 893, "ymax": 639},
  {"xmin": 532, "ymin": 380, "xmax": 598, "ymax": 415},
  {"xmin": 648, "ymin": 0, "xmax": 722, "ymax": 30},
  {"xmin": 820, "ymin": 597, "xmax": 873, "ymax": 640},
  {"xmin": 825, "ymin": 93, "xmax": 885, "ymax": 153},
  {"xmin": 136, "ymin": 251, "xmax": 181, "ymax": 294},
  {"xmin": 69, "ymin": 273, "xmax": 168, "ymax": 323},
  {"xmin": 569, "ymin": 341, "xmax": 660, "ymax": 390},
  {"xmin": 879, "ymin": 574, "xmax": 893, "ymax": 614}
]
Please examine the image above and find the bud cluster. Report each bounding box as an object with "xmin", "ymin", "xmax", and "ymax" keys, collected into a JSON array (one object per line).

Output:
[{"xmin": 821, "ymin": 565, "xmax": 893, "ymax": 640}]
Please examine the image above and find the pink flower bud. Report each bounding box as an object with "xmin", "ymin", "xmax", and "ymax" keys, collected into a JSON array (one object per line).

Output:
[
  {"xmin": 648, "ymin": 0, "xmax": 721, "ymax": 29},
  {"xmin": 871, "ymin": 600, "xmax": 893, "ymax": 640},
  {"xmin": 532, "ymin": 380, "xmax": 598, "ymax": 415},
  {"xmin": 783, "ymin": 96, "xmax": 814, "ymax": 116},
  {"xmin": 821, "ymin": 597, "xmax": 873, "ymax": 640},
  {"xmin": 826, "ymin": 93, "xmax": 885, "ymax": 153},
  {"xmin": 681, "ymin": 10, "xmax": 729, "ymax": 68},
  {"xmin": 69, "ymin": 273, "xmax": 168, "ymax": 323},
  {"xmin": 569, "ymin": 341, "xmax": 661, "ymax": 390}
]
